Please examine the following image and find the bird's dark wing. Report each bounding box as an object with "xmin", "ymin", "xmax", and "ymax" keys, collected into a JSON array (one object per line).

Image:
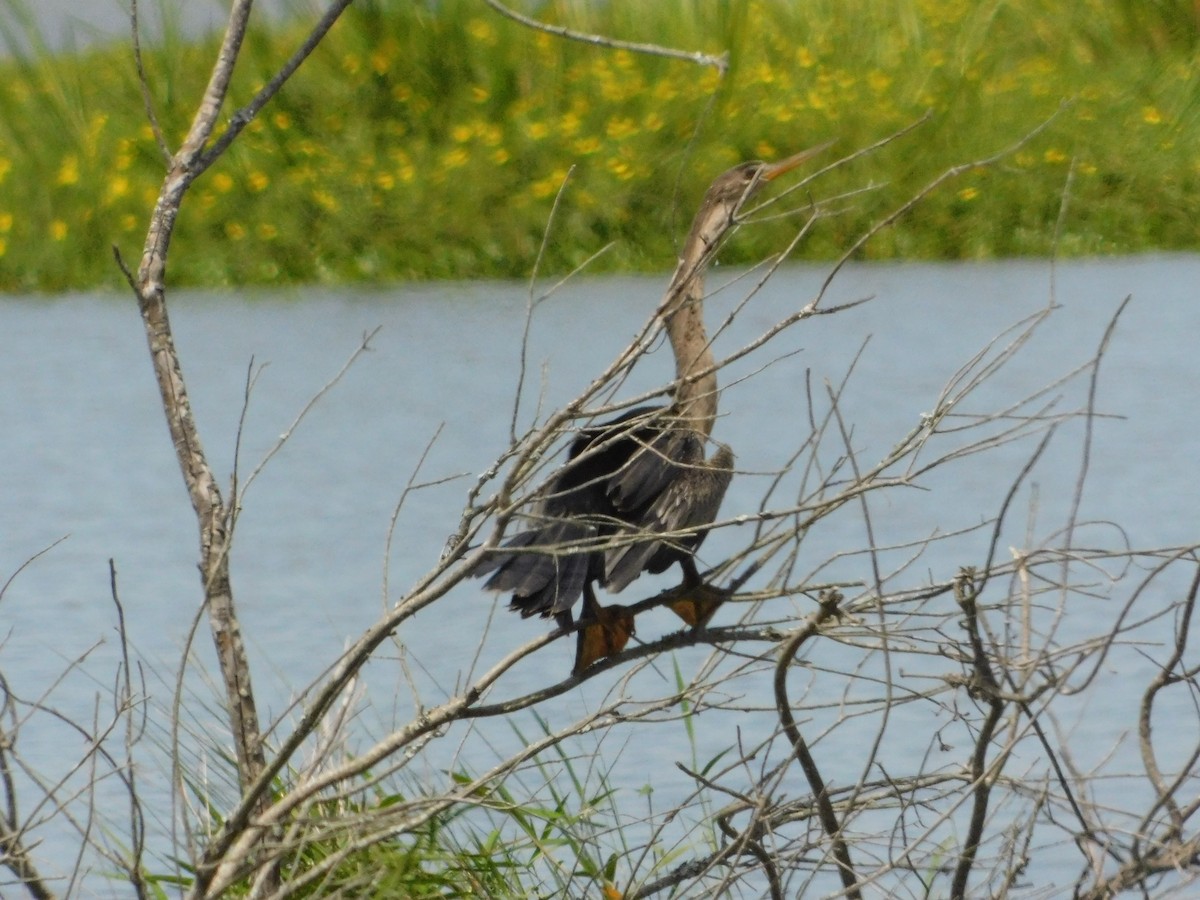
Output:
[
  {"xmin": 606, "ymin": 429, "xmax": 703, "ymax": 513},
  {"xmin": 470, "ymin": 407, "xmax": 665, "ymax": 622},
  {"xmin": 603, "ymin": 444, "xmax": 734, "ymax": 593},
  {"xmin": 473, "ymin": 519, "xmax": 596, "ymax": 619}
]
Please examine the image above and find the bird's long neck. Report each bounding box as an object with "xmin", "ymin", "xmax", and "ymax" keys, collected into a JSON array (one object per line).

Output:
[{"xmin": 661, "ymin": 200, "xmax": 734, "ymax": 438}]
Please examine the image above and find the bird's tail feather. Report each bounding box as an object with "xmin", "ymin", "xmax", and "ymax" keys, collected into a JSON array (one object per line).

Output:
[{"xmin": 472, "ymin": 520, "xmax": 596, "ymax": 619}]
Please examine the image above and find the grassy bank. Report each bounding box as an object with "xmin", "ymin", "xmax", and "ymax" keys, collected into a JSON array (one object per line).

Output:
[{"xmin": 0, "ymin": 0, "xmax": 1196, "ymax": 291}]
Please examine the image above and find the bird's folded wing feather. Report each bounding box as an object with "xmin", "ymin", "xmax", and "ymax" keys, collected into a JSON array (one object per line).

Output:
[{"xmin": 604, "ymin": 450, "xmax": 733, "ymax": 592}]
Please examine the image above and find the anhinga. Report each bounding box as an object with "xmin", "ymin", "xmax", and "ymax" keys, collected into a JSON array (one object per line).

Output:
[{"xmin": 473, "ymin": 147, "xmax": 823, "ymax": 673}]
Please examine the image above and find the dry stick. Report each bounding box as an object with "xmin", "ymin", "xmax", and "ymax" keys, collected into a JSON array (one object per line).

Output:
[
  {"xmin": 208, "ymin": 619, "xmax": 790, "ymax": 892},
  {"xmin": 986, "ymin": 305, "xmax": 1139, "ymax": 847},
  {"xmin": 949, "ymin": 569, "xmax": 1007, "ymax": 900},
  {"xmin": 772, "ymin": 592, "xmax": 860, "ymax": 898},
  {"xmin": 194, "ymin": 0, "xmax": 359, "ymax": 177},
  {"xmin": 109, "ymin": 561, "xmax": 149, "ymax": 900},
  {"xmin": 211, "ymin": 680, "xmax": 669, "ymax": 898},
  {"xmin": 1136, "ymin": 560, "xmax": 1200, "ymax": 841},
  {"xmin": 113, "ymin": 0, "xmax": 360, "ymax": 892},
  {"xmin": 932, "ymin": 300, "xmax": 1134, "ymax": 855},
  {"xmin": 127, "ymin": 0, "xmax": 169, "ymax": 162},
  {"xmin": 1077, "ymin": 833, "xmax": 1200, "ymax": 900},
  {"xmin": 825, "ymin": 380, "xmax": 898, "ymax": 822},
  {"xmin": 0, "ymin": 541, "xmax": 91, "ymax": 900},
  {"xmin": 115, "ymin": 0, "xmax": 267, "ymax": 827},
  {"xmin": 0, "ymin": 682, "xmax": 54, "ymax": 900},
  {"xmin": 510, "ymin": 165, "xmax": 576, "ymax": 444},
  {"xmin": 716, "ymin": 803, "xmax": 783, "ymax": 900},
  {"xmin": 669, "ymin": 762, "xmax": 781, "ymax": 897},
  {"xmin": 945, "ymin": 421, "xmax": 1101, "ymax": 850},
  {"xmin": 480, "ymin": 0, "xmax": 728, "ymax": 73}
]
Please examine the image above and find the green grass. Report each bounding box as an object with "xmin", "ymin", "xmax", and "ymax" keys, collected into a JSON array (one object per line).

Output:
[
  {"xmin": 0, "ymin": 0, "xmax": 1197, "ymax": 291},
  {"xmin": 152, "ymin": 727, "xmax": 638, "ymax": 898}
]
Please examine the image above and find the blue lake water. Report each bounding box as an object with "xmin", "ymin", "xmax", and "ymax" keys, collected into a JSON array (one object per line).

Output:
[{"xmin": 3, "ymin": 255, "xmax": 1198, "ymax": 894}]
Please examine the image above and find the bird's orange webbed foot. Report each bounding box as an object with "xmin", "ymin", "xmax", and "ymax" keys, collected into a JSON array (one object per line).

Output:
[
  {"xmin": 666, "ymin": 582, "xmax": 730, "ymax": 630},
  {"xmin": 573, "ymin": 591, "xmax": 636, "ymax": 676}
]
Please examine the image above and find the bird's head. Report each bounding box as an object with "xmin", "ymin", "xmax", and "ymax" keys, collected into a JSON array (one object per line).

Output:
[
  {"xmin": 664, "ymin": 140, "xmax": 832, "ymax": 327},
  {"xmin": 688, "ymin": 142, "xmax": 831, "ymax": 252},
  {"xmin": 705, "ymin": 142, "xmax": 831, "ymax": 219}
]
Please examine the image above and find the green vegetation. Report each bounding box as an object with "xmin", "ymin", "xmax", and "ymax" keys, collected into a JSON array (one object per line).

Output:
[
  {"xmin": 151, "ymin": 726, "xmax": 641, "ymax": 897},
  {"xmin": 0, "ymin": 0, "xmax": 1196, "ymax": 291}
]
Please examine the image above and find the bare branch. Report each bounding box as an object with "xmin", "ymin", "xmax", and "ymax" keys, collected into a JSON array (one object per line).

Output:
[{"xmin": 480, "ymin": 0, "xmax": 728, "ymax": 73}]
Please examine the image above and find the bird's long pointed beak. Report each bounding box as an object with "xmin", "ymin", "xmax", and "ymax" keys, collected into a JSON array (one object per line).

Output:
[{"xmin": 761, "ymin": 140, "xmax": 835, "ymax": 181}]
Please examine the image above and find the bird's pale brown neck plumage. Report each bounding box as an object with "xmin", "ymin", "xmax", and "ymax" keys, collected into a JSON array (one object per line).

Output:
[
  {"xmin": 660, "ymin": 191, "xmax": 740, "ymax": 437},
  {"xmin": 658, "ymin": 147, "xmax": 824, "ymax": 439}
]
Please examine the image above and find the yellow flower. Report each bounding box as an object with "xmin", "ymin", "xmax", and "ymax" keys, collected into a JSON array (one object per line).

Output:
[
  {"xmin": 957, "ymin": 186, "xmax": 979, "ymax": 201},
  {"xmin": 1142, "ymin": 106, "xmax": 1163, "ymax": 125},
  {"xmin": 375, "ymin": 171, "xmax": 395, "ymax": 190},
  {"xmin": 606, "ymin": 157, "xmax": 634, "ymax": 180},
  {"xmin": 257, "ymin": 222, "xmax": 278, "ymax": 240},
  {"xmin": 470, "ymin": 85, "xmax": 490, "ymax": 103},
  {"xmin": 0, "ymin": 212, "xmax": 12, "ymax": 232},
  {"xmin": 273, "ymin": 111, "xmax": 292, "ymax": 131},
  {"xmin": 525, "ymin": 121, "xmax": 550, "ymax": 140},
  {"xmin": 1043, "ymin": 148, "xmax": 1067, "ymax": 164},
  {"xmin": 451, "ymin": 123, "xmax": 474, "ymax": 143},
  {"xmin": 573, "ymin": 136, "xmax": 601, "ymax": 155},
  {"xmin": 225, "ymin": 222, "xmax": 246, "ymax": 240},
  {"xmin": 532, "ymin": 169, "xmax": 568, "ymax": 199},
  {"xmin": 559, "ymin": 111, "xmax": 581, "ymax": 137},
  {"xmin": 342, "ymin": 53, "xmax": 361, "ymax": 76},
  {"xmin": 248, "ymin": 171, "xmax": 269, "ymax": 192},
  {"xmin": 370, "ymin": 41, "xmax": 396, "ymax": 75},
  {"xmin": 213, "ymin": 172, "xmax": 235, "ymax": 193},
  {"xmin": 312, "ymin": 189, "xmax": 338, "ymax": 212},
  {"xmin": 105, "ymin": 176, "xmax": 130, "ymax": 203},
  {"xmin": 867, "ymin": 70, "xmax": 892, "ymax": 92},
  {"xmin": 466, "ymin": 18, "xmax": 496, "ymax": 44},
  {"xmin": 652, "ymin": 81, "xmax": 679, "ymax": 102},
  {"xmin": 491, "ymin": 148, "xmax": 510, "ymax": 165},
  {"xmin": 50, "ymin": 220, "xmax": 68, "ymax": 241},
  {"xmin": 796, "ymin": 46, "xmax": 815, "ymax": 68},
  {"xmin": 85, "ymin": 112, "xmax": 108, "ymax": 153},
  {"xmin": 442, "ymin": 147, "xmax": 470, "ymax": 170},
  {"xmin": 479, "ymin": 123, "xmax": 502, "ymax": 146},
  {"xmin": 57, "ymin": 155, "xmax": 80, "ymax": 186},
  {"xmin": 605, "ymin": 117, "xmax": 638, "ymax": 140},
  {"xmin": 120, "ymin": 214, "xmax": 138, "ymax": 231}
]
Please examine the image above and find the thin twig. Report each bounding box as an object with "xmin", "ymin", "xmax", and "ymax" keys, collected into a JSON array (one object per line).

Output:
[{"xmin": 480, "ymin": 0, "xmax": 728, "ymax": 73}]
